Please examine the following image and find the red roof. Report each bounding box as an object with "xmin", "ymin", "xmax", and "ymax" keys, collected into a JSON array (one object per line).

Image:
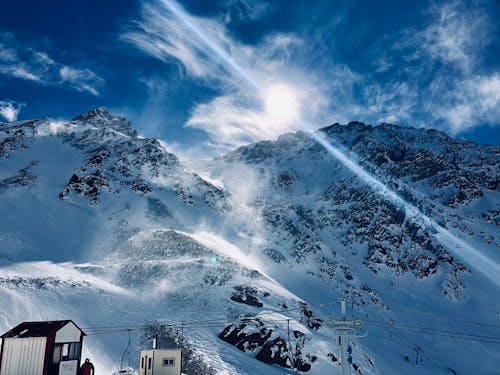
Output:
[{"xmin": 1, "ymin": 320, "xmax": 85, "ymax": 338}]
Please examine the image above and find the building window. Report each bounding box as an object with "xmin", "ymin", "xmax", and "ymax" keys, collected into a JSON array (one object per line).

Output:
[
  {"xmin": 148, "ymin": 358, "xmax": 152, "ymax": 369},
  {"xmin": 52, "ymin": 345, "xmax": 62, "ymax": 364},
  {"xmin": 69, "ymin": 342, "xmax": 81, "ymax": 360},
  {"xmin": 62, "ymin": 344, "xmax": 69, "ymax": 358},
  {"xmin": 141, "ymin": 358, "xmax": 144, "ymax": 369},
  {"xmin": 61, "ymin": 342, "xmax": 82, "ymax": 361},
  {"xmin": 162, "ymin": 358, "xmax": 175, "ymax": 367}
]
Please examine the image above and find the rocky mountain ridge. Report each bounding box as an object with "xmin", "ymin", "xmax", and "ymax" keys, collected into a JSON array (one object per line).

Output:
[
  {"xmin": 0, "ymin": 109, "xmax": 498, "ymax": 374},
  {"xmin": 213, "ymin": 122, "xmax": 498, "ymax": 298}
]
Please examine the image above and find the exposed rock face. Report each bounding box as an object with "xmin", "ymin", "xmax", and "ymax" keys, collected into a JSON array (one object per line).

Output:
[
  {"xmin": 0, "ymin": 108, "xmax": 226, "ymax": 211},
  {"xmin": 0, "ymin": 161, "xmax": 38, "ymax": 192},
  {"xmin": 215, "ymin": 121, "xmax": 498, "ymax": 303},
  {"xmin": 72, "ymin": 108, "xmax": 138, "ymax": 138},
  {"xmin": 218, "ymin": 317, "xmax": 317, "ymax": 372},
  {"xmin": 0, "ymin": 120, "xmax": 38, "ymax": 158},
  {"xmin": 230, "ymin": 285, "xmax": 264, "ymax": 307}
]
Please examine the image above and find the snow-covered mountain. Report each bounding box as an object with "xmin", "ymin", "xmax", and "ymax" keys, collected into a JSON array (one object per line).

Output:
[{"xmin": 0, "ymin": 109, "xmax": 498, "ymax": 374}]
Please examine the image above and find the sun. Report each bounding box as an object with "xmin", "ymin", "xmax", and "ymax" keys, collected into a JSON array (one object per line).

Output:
[{"xmin": 263, "ymin": 83, "xmax": 300, "ymax": 124}]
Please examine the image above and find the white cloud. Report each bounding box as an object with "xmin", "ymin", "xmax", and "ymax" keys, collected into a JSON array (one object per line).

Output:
[
  {"xmin": 139, "ymin": 76, "xmax": 170, "ymax": 95},
  {"xmin": 36, "ymin": 120, "xmax": 78, "ymax": 136},
  {"xmin": 373, "ymin": 0, "xmax": 499, "ymax": 134},
  {"xmin": 223, "ymin": 0, "xmax": 269, "ymax": 23},
  {"xmin": 0, "ymin": 65, "xmax": 41, "ymax": 81},
  {"xmin": 0, "ymin": 32, "xmax": 104, "ymax": 96},
  {"xmin": 0, "ymin": 100, "xmax": 24, "ymax": 122},
  {"xmin": 0, "ymin": 47, "xmax": 17, "ymax": 62},
  {"xmin": 440, "ymin": 74, "xmax": 500, "ymax": 133},
  {"xmin": 186, "ymin": 95, "xmax": 300, "ymax": 149},
  {"xmin": 124, "ymin": 0, "xmax": 340, "ymax": 154},
  {"xmin": 477, "ymin": 74, "xmax": 500, "ymax": 111},
  {"xmin": 390, "ymin": 0, "xmax": 489, "ymax": 74},
  {"xmin": 122, "ymin": 1, "xmax": 229, "ymax": 79},
  {"xmin": 420, "ymin": 0, "xmax": 489, "ymax": 72},
  {"xmin": 415, "ymin": 1, "xmax": 498, "ymax": 133},
  {"xmin": 125, "ymin": 0, "xmax": 498, "ymax": 153},
  {"xmin": 442, "ymin": 103, "xmax": 473, "ymax": 133},
  {"xmin": 59, "ymin": 66, "xmax": 105, "ymax": 96}
]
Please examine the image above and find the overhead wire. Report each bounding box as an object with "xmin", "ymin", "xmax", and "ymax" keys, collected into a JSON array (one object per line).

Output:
[
  {"xmin": 352, "ymin": 303, "xmax": 500, "ymax": 329},
  {"xmin": 80, "ymin": 299, "xmax": 500, "ymax": 349},
  {"xmin": 364, "ymin": 320, "xmax": 500, "ymax": 344}
]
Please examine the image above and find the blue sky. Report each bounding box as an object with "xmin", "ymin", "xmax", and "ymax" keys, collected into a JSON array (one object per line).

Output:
[{"xmin": 0, "ymin": 0, "xmax": 499, "ymax": 157}]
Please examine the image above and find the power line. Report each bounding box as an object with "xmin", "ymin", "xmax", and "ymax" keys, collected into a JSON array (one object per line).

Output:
[
  {"xmin": 86, "ymin": 328, "xmax": 143, "ymax": 336},
  {"xmin": 365, "ymin": 319, "xmax": 500, "ymax": 340},
  {"xmin": 81, "ymin": 299, "xmax": 339, "ymax": 333},
  {"xmin": 83, "ymin": 316, "xmax": 291, "ymax": 335},
  {"xmin": 78, "ymin": 300, "xmax": 500, "ymax": 375},
  {"xmin": 80, "ymin": 300, "xmax": 500, "ymax": 348},
  {"xmin": 364, "ymin": 320, "xmax": 500, "ymax": 344},
  {"xmin": 354, "ymin": 303, "xmax": 500, "ymax": 329},
  {"xmin": 361, "ymin": 312, "xmax": 460, "ymax": 371}
]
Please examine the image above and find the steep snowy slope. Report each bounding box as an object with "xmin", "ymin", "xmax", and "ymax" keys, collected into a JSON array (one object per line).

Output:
[
  {"xmin": 205, "ymin": 121, "xmax": 500, "ymax": 374},
  {"xmin": 0, "ymin": 110, "xmax": 345, "ymax": 374},
  {"xmin": 0, "ymin": 109, "xmax": 227, "ymax": 261},
  {"xmin": 0, "ymin": 111, "xmax": 499, "ymax": 374}
]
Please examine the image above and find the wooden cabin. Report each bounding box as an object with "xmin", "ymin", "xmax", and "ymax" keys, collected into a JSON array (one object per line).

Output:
[
  {"xmin": 0, "ymin": 320, "xmax": 85, "ymax": 375},
  {"xmin": 139, "ymin": 349, "xmax": 181, "ymax": 375}
]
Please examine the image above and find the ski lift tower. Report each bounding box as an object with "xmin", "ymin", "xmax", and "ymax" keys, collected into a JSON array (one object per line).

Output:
[{"xmin": 325, "ymin": 301, "xmax": 363, "ymax": 375}]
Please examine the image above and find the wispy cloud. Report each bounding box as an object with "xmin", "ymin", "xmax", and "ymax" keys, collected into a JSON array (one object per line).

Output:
[
  {"xmin": 418, "ymin": 0, "xmax": 489, "ymax": 72},
  {"xmin": 366, "ymin": 0, "xmax": 498, "ymax": 134},
  {"xmin": 0, "ymin": 32, "xmax": 105, "ymax": 96},
  {"xmin": 223, "ymin": 0, "xmax": 269, "ymax": 23},
  {"xmin": 439, "ymin": 73, "xmax": 500, "ymax": 133},
  {"xmin": 59, "ymin": 66, "xmax": 104, "ymax": 96},
  {"xmin": 123, "ymin": 0, "xmax": 338, "ymax": 153},
  {"xmin": 0, "ymin": 100, "xmax": 24, "ymax": 122},
  {"xmin": 124, "ymin": 0, "xmax": 498, "ymax": 155}
]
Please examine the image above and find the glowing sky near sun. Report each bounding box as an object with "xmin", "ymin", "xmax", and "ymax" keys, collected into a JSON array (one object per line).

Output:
[{"xmin": 155, "ymin": 0, "xmax": 500, "ymax": 289}]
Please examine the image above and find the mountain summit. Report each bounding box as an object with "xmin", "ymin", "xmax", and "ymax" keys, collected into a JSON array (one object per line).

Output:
[{"xmin": 72, "ymin": 107, "xmax": 138, "ymax": 138}]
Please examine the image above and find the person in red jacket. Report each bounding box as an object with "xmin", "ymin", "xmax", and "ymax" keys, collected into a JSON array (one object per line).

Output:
[{"xmin": 80, "ymin": 358, "xmax": 95, "ymax": 375}]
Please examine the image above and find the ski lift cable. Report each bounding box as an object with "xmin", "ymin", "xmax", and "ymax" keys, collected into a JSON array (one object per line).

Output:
[{"xmin": 80, "ymin": 299, "xmax": 500, "ymax": 343}]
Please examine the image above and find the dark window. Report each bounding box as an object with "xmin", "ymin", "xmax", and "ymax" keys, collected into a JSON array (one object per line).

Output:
[
  {"xmin": 61, "ymin": 342, "xmax": 82, "ymax": 361},
  {"xmin": 162, "ymin": 358, "xmax": 175, "ymax": 367},
  {"xmin": 141, "ymin": 358, "xmax": 144, "ymax": 369},
  {"xmin": 148, "ymin": 358, "xmax": 152, "ymax": 369},
  {"xmin": 52, "ymin": 344, "xmax": 62, "ymax": 365},
  {"xmin": 69, "ymin": 342, "xmax": 81, "ymax": 360},
  {"xmin": 49, "ymin": 344, "xmax": 62, "ymax": 374}
]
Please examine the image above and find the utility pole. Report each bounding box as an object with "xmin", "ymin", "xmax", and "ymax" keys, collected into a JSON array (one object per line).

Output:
[
  {"xmin": 180, "ymin": 322, "xmax": 184, "ymax": 375},
  {"xmin": 325, "ymin": 301, "xmax": 363, "ymax": 375},
  {"xmin": 287, "ymin": 319, "xmax": 297, "ymax": 374},
  {"xmin": 180, "ymin": 322, "xmax": 184, "ymax": 348},
  {"xmin": 127, "ymin": 329, "xmax": 131, "ymax": 368},
  {"xmin": 413, "ymin": 346, "xmax": 422, "ymax": 366}
]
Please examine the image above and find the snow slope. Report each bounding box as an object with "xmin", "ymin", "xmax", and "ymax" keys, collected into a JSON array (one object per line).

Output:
[{"xmin": 0, "ymin": 110, "xmax": 499, "ymax": 374}]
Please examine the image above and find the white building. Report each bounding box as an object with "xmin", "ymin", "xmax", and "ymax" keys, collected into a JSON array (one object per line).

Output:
[
  {"xmin": 139, "ymin": 349, "xmax": 181, "ymax": 375},
  {"xmin": 0, "ymin": 320, "xmax": 85, "ymax": 375}
]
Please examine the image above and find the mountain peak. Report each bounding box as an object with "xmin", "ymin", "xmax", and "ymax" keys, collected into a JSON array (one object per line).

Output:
[
  {"xmin": 72, "ymin": 108, "xmax": 137, "ymax": 138},
  {"xmin": 72, "ymin": 107, "xmax": 112, "ymax": 121}
]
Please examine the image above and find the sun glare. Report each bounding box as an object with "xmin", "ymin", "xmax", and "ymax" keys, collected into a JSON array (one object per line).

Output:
[{"xmin": 263, "ymin": 83, "xmax": 300, "ymax": 124}]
